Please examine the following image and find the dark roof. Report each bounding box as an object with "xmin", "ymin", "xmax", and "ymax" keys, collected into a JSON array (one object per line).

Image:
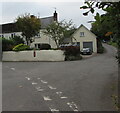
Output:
[
  {"xmin": 41, "ymin": 16, "xmax": 54, "ymax": 29},
  {"xmin": 0, "ymin": 16, "xmax": 54, "ymax": 33},
  {"xmin": 0, "ymin": 23, "xmax": 19, "ymax": 33}
]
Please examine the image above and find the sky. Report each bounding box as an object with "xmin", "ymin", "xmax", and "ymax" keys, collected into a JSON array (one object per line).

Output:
[{"xmin": 0, "ymin": 1, "xmax": 105, "ymax": 29}]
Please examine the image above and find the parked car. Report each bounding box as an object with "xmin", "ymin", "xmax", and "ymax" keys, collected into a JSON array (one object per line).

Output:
[{"xmin": 80, "ymin": 48, "xmax": 92, "ymax": 55}]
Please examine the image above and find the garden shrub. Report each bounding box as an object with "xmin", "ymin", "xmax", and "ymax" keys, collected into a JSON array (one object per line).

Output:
[
  {"xmin": 97, "ymin": 46, "xmax": 104, "ymax": 53},
  {"xmin": 12, "ymin": 43, "xmax": 30, "ymax": 51},
  {"xmin": 62, "ymin": 46, "xmax": 82, "ymax": 61},
  {"xmin": 11, "ymin": 36, "xmax": 24, "ymax": 45},
  {"xmin": 64, "ymin": 46, "xmax": 80, "ymax": 56},
  {"xmin": 2, "ymin": 38, "xmax": 14, "ymax": 51},
  {"xmin": 97, "ymin": 39, "xmax": 104, "ymax": 53}
]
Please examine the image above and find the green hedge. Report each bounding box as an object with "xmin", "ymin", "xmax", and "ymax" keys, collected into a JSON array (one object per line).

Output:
[
  {"xmin": 107, "ymin": 41, "xmax": 118, "ymax": 48},
  {"xmin": 12, "ymin": 44, "xmax": 30, "ymax": 51},
  {"xmin": 2, "ymin": 38, "xmax": 14, "ymax": 51},
  {"xmin": 62, "ymin": 46, "xmax": 82, "ymax": 61}
]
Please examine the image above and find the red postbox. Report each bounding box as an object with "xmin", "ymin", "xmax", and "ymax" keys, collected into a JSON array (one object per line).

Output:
[{"xmin": 33, "ymin": 49, "xmax": 36, "ymax": 57}]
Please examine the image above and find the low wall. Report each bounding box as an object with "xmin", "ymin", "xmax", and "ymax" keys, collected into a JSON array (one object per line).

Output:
[{"xmin": 2, "ymin": 50, "xmax": 65, "ymax": 61}]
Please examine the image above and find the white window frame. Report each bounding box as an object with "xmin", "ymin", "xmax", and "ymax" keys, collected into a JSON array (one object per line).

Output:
[{"xmin": 80, "ymin": 32, "xmax": 84, "ymax": 37}]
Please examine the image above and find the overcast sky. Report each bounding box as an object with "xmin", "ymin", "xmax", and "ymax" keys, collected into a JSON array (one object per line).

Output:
[{"xmin": 0, "ymin": 1, "xmax": 105, "ymax": 29}]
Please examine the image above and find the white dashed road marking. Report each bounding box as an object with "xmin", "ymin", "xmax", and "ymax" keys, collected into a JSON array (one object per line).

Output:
[
  {"xmin": 32, "ymin": 82, "xmax": 37, "ymax": 85},
  {"xmin": 67, "ymin": 102, "xmax": 79, "ymax": 112},
  {"xmin": 25, "ymin": 76, "xmax": 81, "ymax": 112},
  {"xmin": 48, "ymin": 85, "xmax": 56, "ymax": 90},
  {"xmin": 60, "ymin": 96, "xmax": 68, "ymax": 99},
  {"xmin": 49, "ymin": 107, "xmax": 59, "ymax": 112},
  {"xmin": 41, "ymin": 80, "xmax": 48, "ymax": 84},
  {"xmin": 56, "ymin": 91, "xmax": 62, "ymax": 96},
  {"xmin": 11, "ymin": 68, "xmax": 15, "ymax": 70},
  {"xmin": 43, "ymin": 96, "xmax": 52, "ymax": 101},
  {"xmin": 25, "ymin": 77, "xmax": 31, "ymax": 80},
  {"xmin": 35, "ymin": 86, "xmax": 44, "ymax": 92}
]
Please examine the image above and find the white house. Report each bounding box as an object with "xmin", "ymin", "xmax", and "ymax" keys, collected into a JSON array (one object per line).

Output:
[
  {"xmin": 0, "ymin": 12, "xmax": 97, "ymax": 53},
  {"xmin": 71, "ymin": 24, "xmax": 97, "ymax": 53},
  {"xmin": 0, "ymin": 11, "xmax": 58, "ymax": 48},
  {"xmin": 62, "ymin": 24, "xmax": 97, "ymax": 53}
]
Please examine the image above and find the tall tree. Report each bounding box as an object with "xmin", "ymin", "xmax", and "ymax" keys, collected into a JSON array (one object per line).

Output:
[
  {"xmin": 43, "ymin": 20, "xmax": 75, "ymax": 48},
  {"xmin": 16, "ymin": 14, "xmax": 41, "ymax": 46},
  {"xmin": 91, "ymin": 13, "xmax": 113, "ymax": 41}
]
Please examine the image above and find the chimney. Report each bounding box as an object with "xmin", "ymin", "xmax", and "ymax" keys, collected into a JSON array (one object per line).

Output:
[{"xmin": 53, "ymin": 10, "xmax": 58, "ymax": 22}]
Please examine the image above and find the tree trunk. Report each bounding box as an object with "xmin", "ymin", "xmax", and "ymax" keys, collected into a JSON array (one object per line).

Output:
[
  {"xmin": 26, "ymin": 37, "xmax": 31, "ymax": 46},
  {"xmin": 55, "ymin": 40, "xmax": 59, "ymax": 48}
]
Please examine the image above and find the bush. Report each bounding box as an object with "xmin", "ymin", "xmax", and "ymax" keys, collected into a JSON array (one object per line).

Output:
[
  {"xmin": 12, "ymin": 43, "xmax": 30, "ymax": 51},
  {"xmin": 11, "ymin": 36, "xmax": 24, "ymax": 45},
  {"xmin": 62, "ymin": 46, "xmax": 82, "ymax": 61},
  {"xmin": 97, "ymin": 39, "xmax": 104, "ymax": 53},
  {"xmin": 97, "ymin": 46, "xmax": 104, "ymax": 53},
  {"xmin": 2, "ymin": 38, "xmax": 14, "ymax": 51},
  {"xmin": 63, "ymin": 46, "xmax": 80, "ymax": 56},
  {"xmin": 108, "ymin": 41, "xmax": 118, "ymax": 48},
  {"xmin": 39, "ymin": 44, "xmax": 51, "ymax": 50},
  {"xmin": 65, "ymin": 54, "xmax": 82, "ymax": 61}
]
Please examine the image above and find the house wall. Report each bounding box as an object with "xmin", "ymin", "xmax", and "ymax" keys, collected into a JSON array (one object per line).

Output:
[
  {"xmin": 0, "ymin": 32, "xmax": 22, "ymax": 39},
  {"xmin": 2, "ymin": 50, "xmax": 65, "ymax": 61},
  {"xmin": 31, "ymin": 30, "xmax": 57, "ymax": 48},
  {"xmin": 72, "ymin": 26, "xmax": 97, "ymax": 53},
  {"xmin": 0, "ymin": 30, "xmax": 57, "ymax": 48}
]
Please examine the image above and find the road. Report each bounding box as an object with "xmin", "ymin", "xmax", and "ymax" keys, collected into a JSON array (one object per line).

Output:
[{"xmin": 2, "ymin": 44, "xmax": 118, "ymax": 112}]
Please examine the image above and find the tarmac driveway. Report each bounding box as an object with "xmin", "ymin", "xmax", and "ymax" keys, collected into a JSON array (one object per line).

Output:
[{"xmin": 2, "ymin": 44, "xmax": 118, "ymax": 111}]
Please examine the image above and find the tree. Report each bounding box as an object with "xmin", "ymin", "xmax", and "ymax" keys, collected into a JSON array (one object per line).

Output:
[
  {"xmin": 2, "ymin": 38, "xmax": 14, "ymax": 51},
  {"xmin": 43, "ymin": 20, "xmax": 75, "ymax": 48},
  {"xmin": 91, "ymin": 13, "xmax": 114, "ymax": 41},
  {"xmin": 10, "ymin": 36, "xmax": 24, "ymax": 45},
  {"xmin": 16, "ymin": 13, "xmax": 41, "ymax": 46}
]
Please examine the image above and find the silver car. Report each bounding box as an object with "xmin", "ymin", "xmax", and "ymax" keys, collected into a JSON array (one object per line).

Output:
[{"xmin": 81, "ymin": 48, "xmax": 92, "ymax": 55}]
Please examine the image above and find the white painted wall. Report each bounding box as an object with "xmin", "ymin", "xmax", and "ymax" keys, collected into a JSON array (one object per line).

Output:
[
  {"xmin": 31, "ymin": 29, "xmax": 57, "ymax": 48},
  {"xmin": 72, "ymin": 25, "xmax": 97, "ymax": 53},
  {"xmin": 0, "ymin": 32, "xmax": 22, "ymax": 39},
  {"xmin": 2, "ymin": 50, "xmax": 65, "ymax": 61},
  {"xmin": 1, "ymin": 30, "xmax": 57, "ymax": 49}
]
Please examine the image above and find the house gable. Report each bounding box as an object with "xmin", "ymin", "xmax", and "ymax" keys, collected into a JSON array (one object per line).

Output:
[
  {"xmin": 71, "ymin": 24, "xmax": 97, "ymax": 53},
  {"xmin": 72, "ymin": 24, "xmax": 97, "ymax": 41}
]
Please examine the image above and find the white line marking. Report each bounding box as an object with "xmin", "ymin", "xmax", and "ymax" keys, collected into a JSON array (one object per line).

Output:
[
  {"xmin": 35, "ymin": 87, "xmax": 44, "ymax": 92},
  {"xmin": 43, "ymin": 96, "xmax": 52, "ymax": 101},
  {"xmin": 25, "ymin": 77, "xmax": 31, "ymax": 80},
  {"xmin": 37, "ymin": 78, "xmax": 41, "ymax": 80},
  {"xmin": 49, "ymin": 107, "xmax": 59, "ymax": 112},
  {"xmin": 56, "ymin": 91, "xmax": 62, "ymax": 95},
  {"xmin": 32, "ymin": 82, "xmax": 37, "ymax": 85},
  {"xmin": 60, "ymin": 96, "xmax": 68, "ymax": 99},
  {"xmin": 41, "ymin": 80, "xmax": 48, "ymax": 84},
  {"xmin": 11, "ymin": 68, "xmax": 15, "ymax": 70},
  {"xmin": 48, "ymin": 85, "xmax": 56, "ymax": 90},
  {"xmin": 67, "ymin": 102, "xmax": 79, "ymax": 111}
]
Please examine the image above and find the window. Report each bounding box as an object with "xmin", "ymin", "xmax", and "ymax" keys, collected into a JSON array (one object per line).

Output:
[
  {"xmin": 38, "ymin": 44, "xmax": 40, "ymax": 48},
  {"xmin": 35, "ymin": 32, "xmax": 40, "ymax": 38},
  {"xmin": 35, "ymin": 44, "xmax": 37, "ymax": 48},
  {"xmin": 80, "ymin": 32, "xmax": 84, "ymax": 37},
  {"xmin": 11, "ymin": 34, "xmax": 14, "ymax": 38}
]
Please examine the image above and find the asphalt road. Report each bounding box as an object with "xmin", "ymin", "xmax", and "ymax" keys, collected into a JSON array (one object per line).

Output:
[{"xmin": 2, "ymin": 44, "xmax": 118, "ymax": 112}]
